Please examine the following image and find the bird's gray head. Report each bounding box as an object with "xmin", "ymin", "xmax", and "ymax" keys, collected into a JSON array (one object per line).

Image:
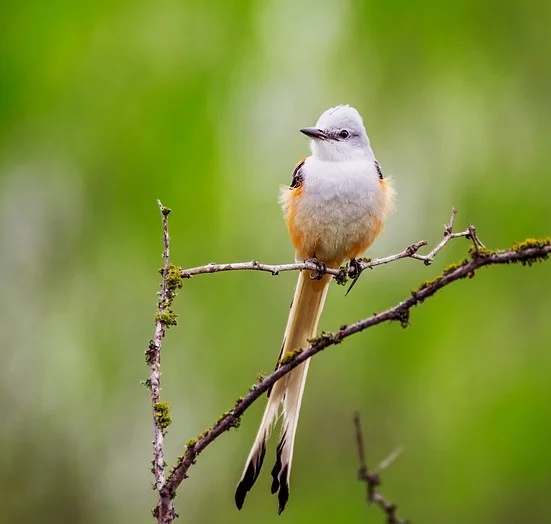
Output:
[{"xmin": 300, "ymin": 105, "xmax": 373, "ymax": 161}]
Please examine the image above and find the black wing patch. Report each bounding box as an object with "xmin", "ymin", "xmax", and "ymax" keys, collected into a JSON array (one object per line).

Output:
[
  {"xmin": 290, "ymin": 159, "xmax": 305, "ymax": 188},
  {"xmin": 374, "ymin": 159, "xmax": 384, "ymax": 180}
]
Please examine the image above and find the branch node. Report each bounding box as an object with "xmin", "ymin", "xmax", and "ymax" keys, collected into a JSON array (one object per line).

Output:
[
  {"xmin": 405, "ymin": 241, "xmax": 427, "ymax": 256},
  {"xmin": 444, "ymin": 207, "xmax": 457, "ymax": 236},
  {"xmin": 157, "ymin": 199, "xmax": 172, "ymax": 217}
]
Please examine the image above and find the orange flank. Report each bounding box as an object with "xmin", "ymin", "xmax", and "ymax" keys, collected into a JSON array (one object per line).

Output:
[
  {"xmin": 344, "ymin": 219, "xmax": 383, "ymax": 261},
  {"xmin": 379, "ymin": 177, "xmax": 390, "ymax": 191},
  {"xmin": 285, "ymin": 186, "xmax": 305, "ymax": 254}
]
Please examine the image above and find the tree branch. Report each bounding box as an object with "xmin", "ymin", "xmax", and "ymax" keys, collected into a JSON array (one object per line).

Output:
[
  {"xmin": 146, "ymin": 200, "xmax": 176, "ymax": 523},
  {"xmin": 354, "ymin": 413, "xmax": 408, "ymax": 524},
  {"xmin": 161, "ymin": 230, "xmax": 550, "ymax": 506}
]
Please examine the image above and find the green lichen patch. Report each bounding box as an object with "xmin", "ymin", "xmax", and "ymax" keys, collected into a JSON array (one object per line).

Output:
[
  {"xmin": 154, "ymin": 401, "xmax": 172, "ymax": 432},
  {"xmin": 417, "ymin": 276, "xmax": 439, "ymax": 292},
  {"xmin": 468, "ymin": 245, "xmax": 495, "ymax": 258},
  {"xmin": 417, "ymin": 258, "xmax": 471, "ymax": 292},
  {"xmin": 442, "ymin": 262, "xmax": 463, "ymax": 275},
  {"xmin": 214, "ymin": 409, "xmax": 241, "ymax": 430},
  {"xmin": 278, "ymin": 348, "xmax": 303, "ymax": 365},
  {"xmin": 512, "ymin": 237, "xmax": 551, "ymax": 265},
  {"xmin": 166, "ymin": 263, "xmax": 183, "ymax": 293},
  {"xmin": 307, "ymin": 331, "xmax": 340, "ymax": 347},
  {"xmin": 154, "ymin": 309, "xmax": 178, "ymax": 327},
  {"xmin": 227, "ymin": 409, "xmax": 242, "ymax": 429},
  {"xmin": 168, "ymin": 453, "xmax": 188, "ymax": 482},
  {"xmin": 513, "ymin": 237, "xmax": 551, "ymax": 251}
]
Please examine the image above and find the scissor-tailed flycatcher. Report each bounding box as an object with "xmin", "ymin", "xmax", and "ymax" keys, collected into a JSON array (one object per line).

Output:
[{"xmin": 235, "ymin": 105, "xmax": 395, "ymax": 513}]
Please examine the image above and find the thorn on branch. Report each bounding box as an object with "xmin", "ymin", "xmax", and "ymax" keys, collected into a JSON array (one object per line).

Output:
[{"xmin": 345, "ymin": 258, "xmax": 365, "ymax": 295}]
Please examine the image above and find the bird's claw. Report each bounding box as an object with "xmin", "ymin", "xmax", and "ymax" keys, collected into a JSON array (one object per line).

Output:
[{"xmin": 306, "ymin": 258, "xmax": 327, "ymax": 280}]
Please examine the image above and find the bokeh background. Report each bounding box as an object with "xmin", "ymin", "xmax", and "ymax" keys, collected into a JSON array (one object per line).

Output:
[{"xmin": 1, "ymin": 1, "xmax": 550, "ymax": 523}]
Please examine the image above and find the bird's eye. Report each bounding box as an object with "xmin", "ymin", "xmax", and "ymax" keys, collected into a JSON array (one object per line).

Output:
[{"xmin": 339, "ymin": 129, "xmax": 349, "ymax": 139}]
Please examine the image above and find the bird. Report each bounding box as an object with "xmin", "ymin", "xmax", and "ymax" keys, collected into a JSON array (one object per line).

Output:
[{"xmin": 235, "ymin": 104, "xmax": 395, "ymax": 513}]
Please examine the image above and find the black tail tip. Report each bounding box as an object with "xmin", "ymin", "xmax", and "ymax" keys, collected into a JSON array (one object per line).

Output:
[
  {"xmin": 277, "ymin": 488, "xmax": 289, "ymax": 514},
  {"xmin": 271, "ymin": 464, "xmax": 289, "ymax": 514},
  {"xmin": 277, "ymin": 474, "xmax": 289, "ymax": 514},
  {"xmin": 235, "ymin": 482, "xmax": 246, "ymax": 510},
  {"xmin": 235, "ymin": 441, "xmax": 267, "ymax": 510}
]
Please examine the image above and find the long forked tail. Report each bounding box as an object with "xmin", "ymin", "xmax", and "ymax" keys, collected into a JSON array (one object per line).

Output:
[{"xmin": 235, "ymin": 270, "xmax": 331, "ymax": 513}]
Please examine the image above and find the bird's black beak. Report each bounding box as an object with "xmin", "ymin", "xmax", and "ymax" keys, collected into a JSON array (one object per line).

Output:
[{"xmin": 300, "ymin": 127, "xmax": 326, "ymax": 140}]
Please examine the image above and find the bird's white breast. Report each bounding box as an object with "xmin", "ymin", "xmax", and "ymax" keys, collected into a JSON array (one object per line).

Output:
[{"xmin": 292, "ymin": 156, "xmax": 389, "ymax": 263}]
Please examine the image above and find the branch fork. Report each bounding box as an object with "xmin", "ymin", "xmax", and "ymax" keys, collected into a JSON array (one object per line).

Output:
[{"xmin": 354, "ymin": 413, "xmax": 408, "ymax": 524}]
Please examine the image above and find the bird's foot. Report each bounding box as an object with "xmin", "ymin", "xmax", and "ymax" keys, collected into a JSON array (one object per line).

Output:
[{"xmin": 305, "ymin": 258, "xmax": 327, "ymax": 280}]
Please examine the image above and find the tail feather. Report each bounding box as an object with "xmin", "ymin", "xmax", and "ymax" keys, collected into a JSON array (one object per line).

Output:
[
  {"xmin": 236, "ymin": 270, "xmax": 331, "ymax": 512},
  {"xmin": 270, "ymin": 359, "xmax": 310, "ymax": 513},
  {"xmin": 235, "ymin": 388, "xmax": 282, "ymax": 509}
]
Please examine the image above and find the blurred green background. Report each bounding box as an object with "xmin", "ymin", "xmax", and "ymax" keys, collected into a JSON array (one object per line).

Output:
[{"xmin": 1, "ymin": 1, "xmax": 550, "ymax": 523}]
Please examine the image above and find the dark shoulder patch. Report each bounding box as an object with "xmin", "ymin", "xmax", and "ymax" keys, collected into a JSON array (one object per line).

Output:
[
  {"xmin": 290, "ymin": 159, "xmax": 305, "ymax": 188},
  {"xmin": 374, "ymin": 159, "xmax": 384, "ymax": 180}
]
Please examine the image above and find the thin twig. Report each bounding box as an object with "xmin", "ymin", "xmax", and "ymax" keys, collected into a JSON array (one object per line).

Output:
[
  {"xmin": 180, "ymin": 260, "xmax": 344, "ymax": 278},
  {"xmin": 399, "ymin": 208, "xmax": 464, "ymax": 266},
  {"xmin": 178, "ymin": 209, "xmax": 483, "ymax": 280},
  {"xmin": 177, "ymin": 241, "xmax": 435, "ymax": 280},
  {"xmin": 354, "ymin": 413, "xmax": 408, "ymax": 524},
  {"xmin": 161, "ymin": 238, "xmax": 551, "ymax": 504},
  {"xmin": 147, "ymin": 200, "xmax": 175, "ymax": 523},
  {"xmin": 377, "ymin": 447, "xmax": 404, "ymax": 473}
]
